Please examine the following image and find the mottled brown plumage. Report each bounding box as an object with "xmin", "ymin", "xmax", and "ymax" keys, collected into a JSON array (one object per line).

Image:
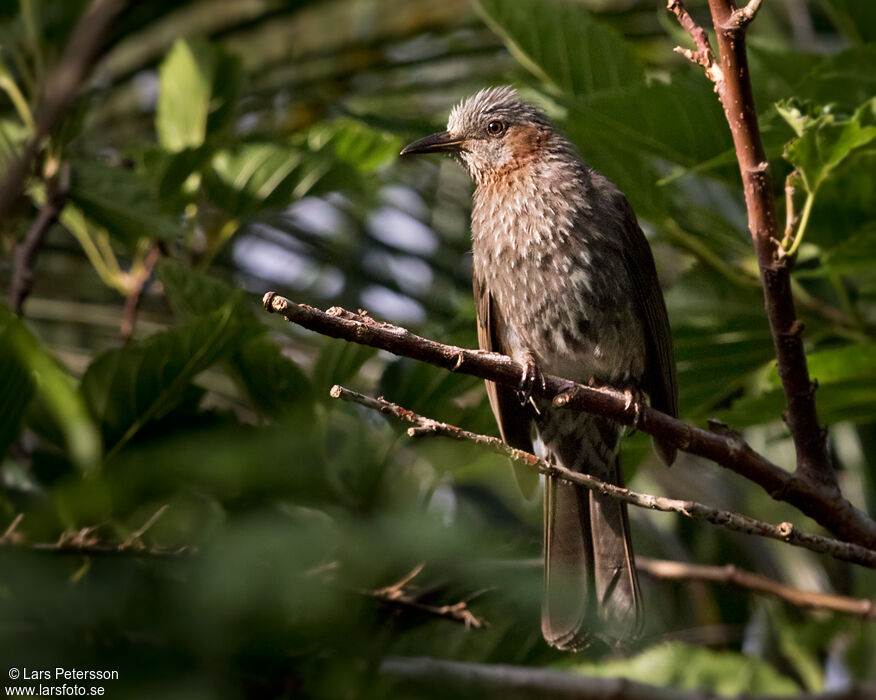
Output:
[{"xmin": 401, "ymin": 86, "xmax": 677, "ymax": 650}]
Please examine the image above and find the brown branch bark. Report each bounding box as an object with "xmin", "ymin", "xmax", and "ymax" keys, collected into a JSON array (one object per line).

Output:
[
  {"xmin": 668, "ymin": 1, "xmax": 834, "ymax": 491},
  {"xmin": 381, "ymin": 656, "xmax": 876, "ymax": 700},
  {"xmin": 262, "ymin": 293, "xmax": 876, "ymax": 549},
  {"xmin": 120, "ymin": 245, "xmax": 161, "ymax": 344},
  {"xmin": 8, "ymin": 163, "xmax": 70, "ymax": 314},
  {"xmin": 330, "ymin": 385, "xmax": 876, "ymax": 567},
  {"xmin": 0, "ymin": 0, "xmax": 130, "ymax": 225},
  {"xmin": 636, "ymin": 557, "xmax": 875, "ymax": 620}
]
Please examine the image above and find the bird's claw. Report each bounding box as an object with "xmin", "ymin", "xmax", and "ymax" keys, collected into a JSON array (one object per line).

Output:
[
  {"xmin": 622, "ymin": 386, "xmax": 645, "ymax": 431},
  {"xmin": 517, "ymin": 356, "xmax": 546, "ymax": 406}
]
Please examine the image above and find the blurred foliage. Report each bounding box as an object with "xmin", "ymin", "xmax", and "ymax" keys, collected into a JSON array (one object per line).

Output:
[{"xmin": 0, "ymin": 0, "xmax": 875, "ymax": 698}]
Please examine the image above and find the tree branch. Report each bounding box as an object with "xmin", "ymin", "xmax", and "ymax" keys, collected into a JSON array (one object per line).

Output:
[
  {"xmin": 262, "ymin": 293, "xmax": 876, "ymax": 549},
  {"xmin": 330, "ymin": 385, "xmax": 876, "ymax": 568},
  {"xmin": 668, "ymin": 0, "xmax": 833, "ymax": 490},
  {"xmin": 8, "ymin": 163, "xmax": 70, "ymax": 314},
  {"xmin": 636, "ymin": 557, "xmax": 875, "ymax": 620},
  {"xmin": 381, "ymin": 656, "xmax": 876, "ymax": 700}
]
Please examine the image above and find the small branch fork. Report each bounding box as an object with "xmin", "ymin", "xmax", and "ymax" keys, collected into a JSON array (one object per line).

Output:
[
  {"xmin": 369, "ymin": 564, "xmax": 488, "ymax": 629},
  {"xmin": 263, "ymin": 293, "xmax": 876, "ymax": 549},
  {"xmin": 667, "ymin": 1, "xmax": 834, "ymax": 491},
  {"xmin": 330, "ymin": 385, "xmax": 876, "ymax": 568}
]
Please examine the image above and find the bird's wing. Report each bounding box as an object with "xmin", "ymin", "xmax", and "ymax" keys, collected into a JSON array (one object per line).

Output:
[
  {"xmin": 614, "ymin": 194, "xmax": 678, "ymax": 465},
  {"xmin": 473, "ymin": 272, "xmax": 539, "ymax": 497}
]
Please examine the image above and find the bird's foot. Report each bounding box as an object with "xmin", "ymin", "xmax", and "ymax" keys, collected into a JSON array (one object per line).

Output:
[
  {"xmin": 622, "ymin": 385, "xmax": 645, "ymax": 432},
  {"xmin": 517, "ymin": 354, "xmax": 546, "ymax": 407}
]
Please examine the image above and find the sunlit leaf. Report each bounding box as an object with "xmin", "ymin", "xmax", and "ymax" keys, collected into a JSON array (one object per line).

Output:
[
  {"xmin": 571, "ymin": 642, "xmax": 798, "ymax": 695},
  {"xmin": 777, "ymin": 98, "xmax": 876, "ymax": 193},
  {"xmin": 474, "ymin": 0, "xmax": 643, "ymax": 97},
  {"xmin": 157, "ymin": 37, "xmax": 216, "ymax": 152}
]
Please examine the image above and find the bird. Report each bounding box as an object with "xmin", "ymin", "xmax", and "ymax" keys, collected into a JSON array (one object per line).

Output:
[{"xmin": 400, "ymin": 86, "xmax": 677, "ymax": 651}]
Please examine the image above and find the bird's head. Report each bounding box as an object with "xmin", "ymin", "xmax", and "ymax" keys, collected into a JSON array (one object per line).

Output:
[{"xmin": 400, "ymin": 86, "xmax": 553, "ymax": 184}]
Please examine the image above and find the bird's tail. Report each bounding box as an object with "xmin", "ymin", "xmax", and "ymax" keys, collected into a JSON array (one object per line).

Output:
[{"xmin": 540, "ymin": 416, "xmax": 642, "ymax": 650}]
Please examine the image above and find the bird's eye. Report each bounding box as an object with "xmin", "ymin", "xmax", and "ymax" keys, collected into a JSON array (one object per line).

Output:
[{"xmin": 486, "ymin": 120, "xmax": 506, "ymax": 136}]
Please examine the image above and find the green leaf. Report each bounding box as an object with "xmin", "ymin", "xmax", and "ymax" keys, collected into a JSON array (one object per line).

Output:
[
  {"xmin": 0, "ymin": 118, "xmax": 27, "ymax": 169},
  {"xmin": 778, "ymin": 98, "xmax": 876, "ymax": 194},
  {"xmin": 721, "ymin": 343, "xmax": 876, "ymax": 428},
  {"xmin": 81, "ymin": 304, "xmax": 244, "ymax": 458},
  {"xmin": 820, "ymin": 0, "xmax": 876, "ymax": 44},
  {"xmin": 474, "ymin": 0, "xmax": 643, "ymax": 97},
  {"xmin": 793, "ymin": 46, "xmax": 876, "ymax": 111},
  {"xmin": 233, "ymin": 338, "xmax": 313, "ymax": 415},
  {"xmin": 308, "ymin": 118, "xmax": 402, "ymax": 173},
  {"xmin": 312, "ymin": 339, "xmax": 376, "ymax": 399},
  {"xmin": 0, "ymin": 315, "xmax": 36, "ymax": 462},
  {"xmin": 156, "ymin": 37, "xmax": 217, "ymax": 152},
  {"xmin": 158, "ymin": 259, "xmax": 312, "ymax": 416},
  {"xmin": 0, "ymin": 304, "xmax": 101, "ymax": 473},
  {"xmin": 571, "ymin": 642, "xmax": 798, "ymax": 695},
  {"xmin": 204, "ymin": 142, "xmax": 309, "ymax": 217},
  {"xmin": 157, "ymin": 257, "xmax": 256, "ymax": 324},
  {"xmin": 823, "ymin": 223, "xmax": 876, "ymax": 278},
  {"xmin": 66, "ymin": 160, "xmax": 180, "ymax": 245},
  {"xmin": 665, "ymin": 270, "xmax": 776, "ymax": 419}
]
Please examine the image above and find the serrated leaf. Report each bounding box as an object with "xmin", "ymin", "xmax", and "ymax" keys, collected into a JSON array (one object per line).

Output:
[
  {"xmin": 67, "ymin": 160, "xmax": 180, "ymax": 245},
  {"xmin": 157, "ymin": 257, "xmax": 256, "ymax": 324},
  {"xmin": 81, "ymin": 304, "xmax": 244, "ymax": 458},
  {"xmin": 158, "ymin": 259, "xmax": 312, "ymax": 417},
  {"xmin": 233, "ymin": 338, "xmax": 313, "ymax": 415},
  {"xmin": 0, "ymin": 304, "xmax": 100, "ymax": 473},
  {"xmin": 778, "ymin": 98, "xmax": 876, "ymax": 193},
  {"xmin": 157, "ymin": 37, "xmax": 216, "ymax": 152},
  {"xmin": 474, "ymin": 0, "xmax": 643, "ymax": 97}
]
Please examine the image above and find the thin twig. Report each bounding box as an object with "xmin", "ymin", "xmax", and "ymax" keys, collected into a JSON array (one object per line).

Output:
[
  {"xmin": 370, "ymin": 565, "xmax": 488, "ymax": 629},
  {"xmin": 120, "ymin": 244, "xmax": 161, "ymax": 344},
  {"xmin": 8, "ymin": 163, "xmax": 70, "ymax": 314},
  {"xmin": 262, "ymin": 293, "xmax": 876, "ymax": 549},
  {"xmin": 636, "ymin": 557, "xmax": 876, "ymax": 620},
  {"xmin": 668, "ymin": 0, "xmax": 834, "ymax": 490},
  {"xmin": 666, "ymin": 0, "xmax": 723, "ymax": 85},
  {"xmin": 330, "ymin": 385, "xmax": 876, "ymax": 568}
]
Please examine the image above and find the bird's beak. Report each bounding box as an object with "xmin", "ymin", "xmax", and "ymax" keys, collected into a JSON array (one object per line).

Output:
[{"xmin": 400, "ymin": 131, "xmax": 464, "ymax": 156}]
